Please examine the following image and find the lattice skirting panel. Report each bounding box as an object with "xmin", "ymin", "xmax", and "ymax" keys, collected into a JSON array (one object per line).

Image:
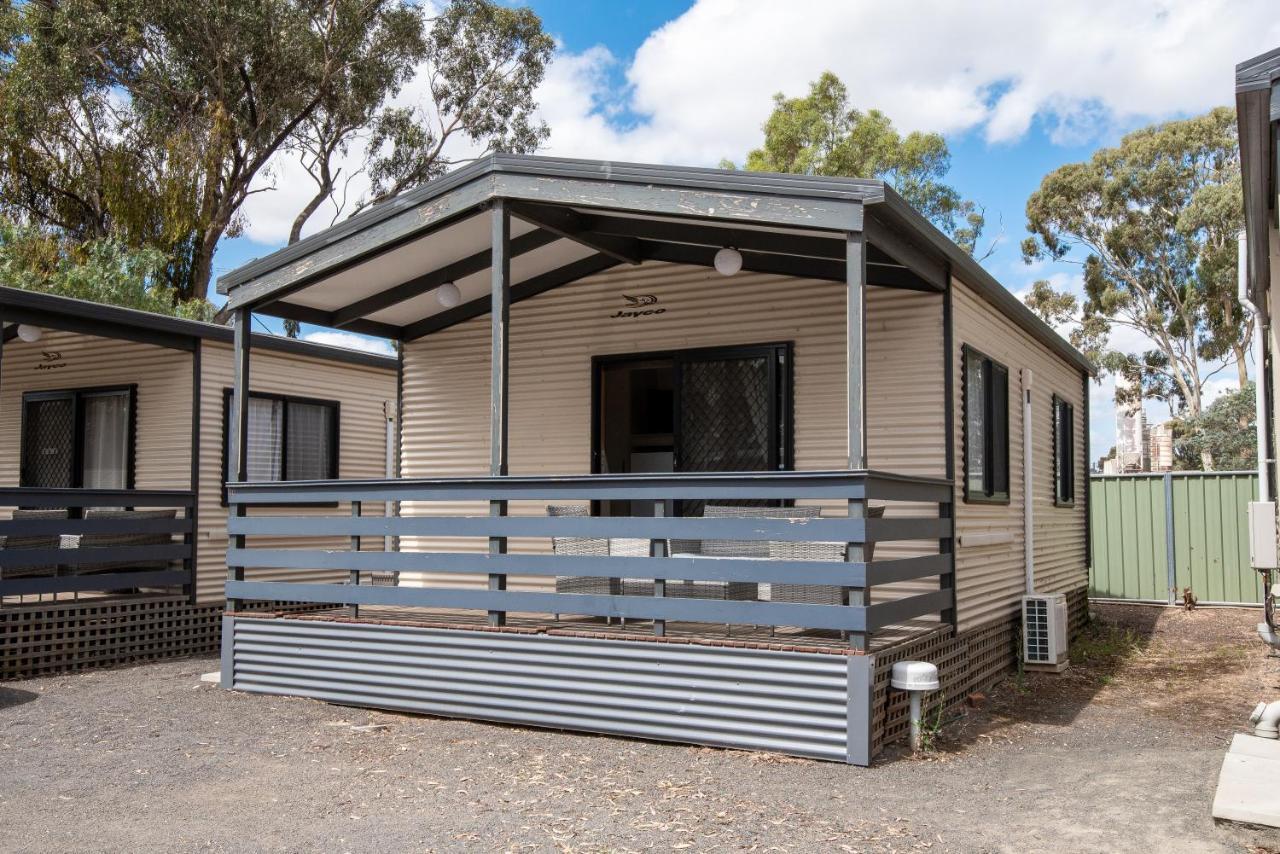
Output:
[
  {"xmin": 870, "ymin": 585, "xmax": 1090, "ymax": 757},
  {"xmin": 0, "ymin": 598, "xmax": 332, "ymax": 680}
]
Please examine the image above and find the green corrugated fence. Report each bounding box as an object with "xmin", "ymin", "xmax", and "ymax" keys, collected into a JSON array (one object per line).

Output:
[{"xmin": 1089, "ymin": 472, "xmax": 1264, "ymax": 605}]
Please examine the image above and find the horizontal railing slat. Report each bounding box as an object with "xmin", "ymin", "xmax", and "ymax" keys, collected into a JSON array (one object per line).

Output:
[
  {"xmin": 0, "ymin": 544, "xmax": 189, "ymax": 569},
  {"xmin": 0, "ymin": 569, "xmax": 190, "ymax": 596},
  {"xmin": 0, "ymin": 518, "xmax": 193, "ymax": 536},
  {"xmin": 226, "ymin": 548, "xmax": 871, "ymax": 586},
  {"xmin": 226, "ymin": 580, "xmax": 869, "ymax": 632},
  {"xmin": 862, "ymin": 553, "xmax": 952, "ymax": 586},
  {"xmin": 864, "ymin": 590, "xmax": 954, "ymax": 631},
  {"xmin": 226, "ymin": 471, "xmax": 888, "ymax": 504},
  {"xmin": 0, "ymin": 488, "xmax": 195, "ymax": 508},
  {"xmin": 228, "ymin": 514, "xmax": 949, "ymax": 542}
]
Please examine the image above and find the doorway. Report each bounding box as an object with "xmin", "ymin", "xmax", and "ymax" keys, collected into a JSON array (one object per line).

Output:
[{"xmin": 592, "ymin": 343, "xmax": 793, "ymax": 516}]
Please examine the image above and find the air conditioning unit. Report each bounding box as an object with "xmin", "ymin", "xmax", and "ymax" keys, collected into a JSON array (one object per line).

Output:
[{"xmin": 1022, "ymin": 593, "xmax": 1069, "ymax": 672}]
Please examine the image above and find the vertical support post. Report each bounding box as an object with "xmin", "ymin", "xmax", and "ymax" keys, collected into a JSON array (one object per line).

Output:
[
  {"xmin": 185, "ymin": 339, "xmax": 201, "ymax": 604},
  {"xmin": 488, "ymin": 199, "xmax": 510, "ymax": 627},
  {"xmin": 651, "ymin": 499, "xmax": 668, "ymax": 637},
  {"xmin": 349, "ymin": 500, "xmax": 361, "ymax": 618},
  {"xmin": 846, "ymin": 229, "xmax": 867, "ymax": 471},
  {"xmin": 1164, "ymin": 471, "xmax": 1176, "ymax": 604},
  {"xmin": 846, "ymin": 653, "xmax": 874, "ymax": 766},
  {"xmin": 846, "ymin": 228, "xmax": 868, "ymax": 651},
  {"xmin": 226, "ymin": 307, "xmax": 251, "ymax": 613},
  {"xmin": 940, "ymin": 274, "xmax": 956, "ymax": 627}
]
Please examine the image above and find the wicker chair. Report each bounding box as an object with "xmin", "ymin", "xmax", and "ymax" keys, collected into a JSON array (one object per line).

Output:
[
  {"xmin": 769, "ymin": 504, "xmax": 885, "ymax": 606},
  {"xmin": 0, "ymin": 509, "xmax": 67, "ymax": 580},
  {"xmin": 78, "ymin": 509, "xmax": 177, "ymax": 574},
  {"xmin": 550, "ymin": 505, "xmax": 617, "ymax": 621}
]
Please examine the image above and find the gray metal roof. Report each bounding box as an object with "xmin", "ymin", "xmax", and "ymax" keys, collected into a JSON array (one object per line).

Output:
[
  {"xmin": 0, "ymin": 286, "xmax": 398, "ymax": 369},
  {"xmin": 219, "ymin": 153, "xmax": 1092, "ymax": 375}
]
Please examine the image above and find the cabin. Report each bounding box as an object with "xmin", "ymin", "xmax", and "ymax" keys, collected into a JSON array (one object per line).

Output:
[
  {"xmin": 0, "ymin": 287, "xmax": 398, "ymax": 677},
  {"xmin": 214, "ymin": 155, "xmax": 1093, "ymax": 764},
  {"xmin": 1238, "ymin": 47, "xmax": 1280, "ymax": 546}
]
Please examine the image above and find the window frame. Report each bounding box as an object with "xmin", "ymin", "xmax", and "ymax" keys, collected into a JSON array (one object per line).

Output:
[
  {"xmin": 19, "ymin": 384, "xmax": 138, "ymax": 490},
  {"xmin": 221, "ymin": 388, "xmax": 340, "ymax": 505},
  {"xmin": 1052, "ymin": 393, "xmax": 1076, "ymax": 507},
  {"xmin": 961, "ymin": 345, "xmax": 1010, "ymax": 505}
]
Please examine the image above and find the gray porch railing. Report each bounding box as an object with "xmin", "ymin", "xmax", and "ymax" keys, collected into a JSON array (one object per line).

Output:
[
  {"xmin": 225, "ymin": 470, "xmax": 954, "ymax": 649},
  {"xmin": 0, "ymin": 488, "xmax": 196, "ymax": 599}
]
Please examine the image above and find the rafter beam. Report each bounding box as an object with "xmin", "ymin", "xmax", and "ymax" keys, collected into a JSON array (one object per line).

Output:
[
  {"xmin": 508, "ymin": 201, "xmax": 643, "ymax": 265},
  {"xmin": 403, "ymin": 253, "xmax": 622, "ymax": 341},
  {"xmin": 638, "ymin": 242, "xmax": 936, "ymax": 291},
  {"xmin": 330, "ymin": 228, "xmax": 561, "ymax": 328},
  {"xmin": 263, "ymin": 300, "xmax": 404, "ymax": 340},
  {"xmin": 862, "ymin": 212, "xmax": 947, "ymax": 290}
]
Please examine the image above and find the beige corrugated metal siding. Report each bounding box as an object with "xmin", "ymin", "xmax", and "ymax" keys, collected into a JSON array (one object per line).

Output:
[
  {"xmin": 0, "ymin": 328, "xmax": 194, "ymax": 495},
  {"xmin": 195, "ymin": 341, "xmax": 397, "ymax": 603},
  {"xmin": 951, "ymin": 276, "xmax": 1087, "ymax": 631},
  {"xmin": 400, "ymin": 261, "xmax": 946, "ymax": 592}
]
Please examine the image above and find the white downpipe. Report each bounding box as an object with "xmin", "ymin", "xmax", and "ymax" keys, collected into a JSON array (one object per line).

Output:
[
  {"xmin": 1239, "ymin": 231, "xmax": 1270, "ymax": 503},
  {"xmin": 1022, "ymin": 368, "xmax": 1035, "ymax": 595}
]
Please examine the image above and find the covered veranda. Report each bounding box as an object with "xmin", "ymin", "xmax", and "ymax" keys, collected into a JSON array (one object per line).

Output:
[{"xmin": 215, "ymin": 156, "xmax": 968, "ymax": 763}]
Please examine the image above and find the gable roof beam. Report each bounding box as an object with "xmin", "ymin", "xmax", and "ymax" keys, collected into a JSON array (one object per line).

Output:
[
  {"xmin": 508, "ymin": 201, "xmax": 643, "ymax": 265},
  {"xmin": 328, "ymin": 228, "xmax": 561, "ymax": 328}
]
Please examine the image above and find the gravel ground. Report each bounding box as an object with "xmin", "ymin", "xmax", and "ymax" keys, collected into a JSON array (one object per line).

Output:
[{"xmin": 2, "ymin": 604, "xmax": 1279, "ymax": 853}]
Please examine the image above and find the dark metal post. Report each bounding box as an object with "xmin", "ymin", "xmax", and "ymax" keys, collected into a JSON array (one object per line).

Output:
[
  {"xmin": 488, "ymin": 200, "xmax": 510, "ymax": 627},
  {"xmin": 651, "ymin": 499, "xmax": 668, "ymax": 637},
  {"xmin": 227, "ymin": 307, "xmax": 251, "ymax": 613},
  {"xmin": 1164, "ymin": 472, "xmax": 1176, "ymax": 604},
  {"xmin": 349, "ymin": 500, "xmax": 361, "ymax": 618},
  {"xmin": 940, "ymin": 281, "xmax": 957, "ymax": 627},
  {"xmin": 185, "ymin": 340, "xmax": 201, "ymax": 604},
  {"xmin": 846, "ymin": 229, "xmax": 868, "ymax": 650}
]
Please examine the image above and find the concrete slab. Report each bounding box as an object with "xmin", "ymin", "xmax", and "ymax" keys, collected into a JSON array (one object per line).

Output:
[{"xmin": 1212, "ymin": 733, "xmax": 1280, "ymax": 828}]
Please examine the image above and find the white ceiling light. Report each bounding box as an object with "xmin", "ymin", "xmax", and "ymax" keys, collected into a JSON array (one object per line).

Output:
[
  {"xmin": 713, "ymin": 247, "xmax": 743, "ymax": 277},
  {"xmin": 436, "ymin": 282, "xmax": 461, "ymax": 308},
  {"xmin": 16, "ymin": 324, "xmax": 42, "ymax": 343}
]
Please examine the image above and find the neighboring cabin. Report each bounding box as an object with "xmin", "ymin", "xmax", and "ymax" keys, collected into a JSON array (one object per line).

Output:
[{"xmin": 0, "ymin": 287, "xmax": 397, "ymax": 677}]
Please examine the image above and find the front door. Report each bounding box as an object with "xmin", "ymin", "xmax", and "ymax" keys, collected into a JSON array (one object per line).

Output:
[{"xmin": 593, "ymin": 343, "xmax": 792, "ymax": 516}]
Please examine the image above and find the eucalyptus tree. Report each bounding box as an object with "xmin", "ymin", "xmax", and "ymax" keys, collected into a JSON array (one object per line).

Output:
[
  {"xmin": 1022, "ymin": 107, "xmax": 1246, "ymax": 451},
  {"xmin": 731, "ymin": 72, "xmax": 987, "ymax": 255},
  {"xmin": 0, "ymin": 0, "xmax": 552, "ymax": 311}
]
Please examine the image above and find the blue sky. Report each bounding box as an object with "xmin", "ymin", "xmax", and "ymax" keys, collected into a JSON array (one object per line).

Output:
[{"xmin": 213, "ymin": 1, "xmax": 1280, "ymax": 460}]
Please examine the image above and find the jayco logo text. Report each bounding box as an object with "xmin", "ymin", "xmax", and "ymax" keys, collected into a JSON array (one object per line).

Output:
[{"xmin": 610, "ymin": 294, "xmax": 667, "ymax": 319}]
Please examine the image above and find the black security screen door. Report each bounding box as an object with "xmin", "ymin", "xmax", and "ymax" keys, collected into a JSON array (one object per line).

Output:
[
  {"xmin": 21, "ymin": 396, "xmax": 75, "ymax": 488},
  {"xmin": 593, "ymin": 343, "xmax": 792, "ymax": 516}
]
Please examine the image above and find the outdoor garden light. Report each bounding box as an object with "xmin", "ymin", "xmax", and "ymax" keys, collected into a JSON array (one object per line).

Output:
[
  {"xmin": 891, "ymin": 660, "xmax": 940, "ymax": 754},
  {"xmin": 713, "ymin": 246, "xmax": 742, "ymax": 276},
  {"xmin": 16, "ymin": 324, "xmax": 42, "ymax": 343},
  {"xmin": 436, "ymin": 282, "xmax": 462, "ymax": 308}
]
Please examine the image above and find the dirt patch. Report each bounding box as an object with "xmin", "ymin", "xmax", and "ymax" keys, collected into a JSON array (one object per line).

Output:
[{"xmin": 1, "ymin": 603, "xmax": 1279, "ymax": 852}]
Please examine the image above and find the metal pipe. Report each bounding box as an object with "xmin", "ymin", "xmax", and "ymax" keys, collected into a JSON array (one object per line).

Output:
[
  {"xmin": 1239, "ymin": 230, "xmax": 1270, "ymax": 503},
  {"xmin": 1023, "ymin": 369, "xmax": 1035, "ymax": 594}
]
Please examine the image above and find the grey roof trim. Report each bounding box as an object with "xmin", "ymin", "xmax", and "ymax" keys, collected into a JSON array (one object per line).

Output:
[
  {"xmin": 872, "ymin": 185, "xmax": 1095, "ymax": 376},
  {"xmin": 219, "ymin": 153, "xmax": 1092, "ymax": 376},
  {"xmin": 0, "ymin": 286, "xmax": 397, "ymax": 370},
  {"xmin": 217, "ymin": 153, "xmax": 886, "ymax": 293},
  {"xmin": 1237, "ymin": 46, "xmax": 1280, "ymax": 92}
]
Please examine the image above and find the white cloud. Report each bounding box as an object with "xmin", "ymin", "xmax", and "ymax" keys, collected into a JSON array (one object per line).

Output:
[
  {"xmin": 237, "ymin": 0, "xmax": 1280, "ymax": 246},
  {"xmin": 302, "ymin": 330, "xmax": 396, "ymax": 357}
]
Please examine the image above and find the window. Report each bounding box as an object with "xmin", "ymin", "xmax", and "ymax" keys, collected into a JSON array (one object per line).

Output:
[
  {"xmin": 1053, "ymin": 394, "xmax": 1075, "ymax": 505},
  {"xmin": 223, "ymin": 391, "xmax": 338, "ymax": 485},
  {"xmin": 21, "ymin": 386, "xmax": 136, "ymax": 490},
  {"xmin": 962, "ymin": 347, "xmax": 1009, "ymax": 503}
]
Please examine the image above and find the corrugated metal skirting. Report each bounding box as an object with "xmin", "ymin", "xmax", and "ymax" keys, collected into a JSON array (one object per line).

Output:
[{"xmin": 227, "ymin": 616, "xmax": 864, "ymax": 763}]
